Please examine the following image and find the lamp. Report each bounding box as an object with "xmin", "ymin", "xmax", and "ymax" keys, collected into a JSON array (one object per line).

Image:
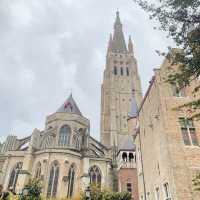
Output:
[
  {"xmin": 22, "ymin": 188, "xmax": 29, "ymax": 196},
  {"xmin": 85, "ymin": 186, "xmax": 91, "ymax": 200}
]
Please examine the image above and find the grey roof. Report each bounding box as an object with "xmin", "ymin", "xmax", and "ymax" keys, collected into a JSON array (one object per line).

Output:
[
  {"xmin": 111, "ymin": 11, "xmax": 127, "ymax": 53},
  {"xmin": 56, "ymin": 94, "xmax": 82, "ymax": 116},
  {"xmin": 128, "ymin": 92, "xmax": 138, "ymax": 118},
  {"xmin": 118, "ymin": 135, "xmax": 136, "ymax": 151}
]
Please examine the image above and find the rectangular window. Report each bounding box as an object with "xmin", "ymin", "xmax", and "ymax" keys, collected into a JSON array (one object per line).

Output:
[
  {"xmin": 163, "ymin": 183, "xmax": 171, "ymax": 200},
  {"xmin": 172, "ymin": 84, "xmax": 185, "ymax": 97},
  {"xmin": 155, "ymin": 187, "xmax": 159, "ymax": 200},
  {"xmin": 179, "ymin": 118, "xmax": 199, "ymax": 146},
  {"xmin": 127, "ymin": 183, "xmax": 132, "ymax": 193}
]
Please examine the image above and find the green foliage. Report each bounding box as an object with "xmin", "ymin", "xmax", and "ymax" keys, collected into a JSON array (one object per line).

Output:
[
  {"xmin": 193, "ymin": 173, "xmax": 200, "ymax": 191},
  {"xmin": 81, "ymin": 184, "xmax": 131, "ymax": 200},
  {"xmin": 19, "ymin": 179, "xmax": 42, "ymax": 200},
  {"xmin": 132, "ymin": 0, "xmax": 200, "ymax": 117}
]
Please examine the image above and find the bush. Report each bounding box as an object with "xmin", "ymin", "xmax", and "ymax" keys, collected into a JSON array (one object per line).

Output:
[{"xmin": 81, "ymin": 184, "xmax": 131, "ymax": 200}]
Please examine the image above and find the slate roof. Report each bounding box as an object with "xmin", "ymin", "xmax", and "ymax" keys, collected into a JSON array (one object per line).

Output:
[
  {"xmin": 118, "ymin": 135, "xmax": 136, "ymax": 151},
  {"xmin": 57, "ymin": 94, "xmax": 82, "ymax": 116},
  {"xmin": 128, "ymin": 92, "xmax": 138, "ymax": 118}
]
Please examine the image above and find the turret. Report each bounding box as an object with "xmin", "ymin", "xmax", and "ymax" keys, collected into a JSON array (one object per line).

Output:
[{"xmin": 128, "ymin": 35, "xmax": 134, "ymax": 53}]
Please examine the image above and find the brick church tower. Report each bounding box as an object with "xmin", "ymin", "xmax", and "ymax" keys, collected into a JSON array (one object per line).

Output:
[{"xmin": 100, "ymin": 11, "xmax": 142, "ymax": 147}]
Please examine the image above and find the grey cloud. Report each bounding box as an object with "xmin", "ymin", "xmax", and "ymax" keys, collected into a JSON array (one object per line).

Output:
[{"xmin": 0, "ymin": 0, "xmax": 173, "ymax": 142}]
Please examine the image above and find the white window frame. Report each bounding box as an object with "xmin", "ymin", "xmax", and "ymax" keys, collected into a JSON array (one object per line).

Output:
[
  {"xmin": 179, "ymin": 118, "xmax": 199, "ymax": 146},
  {"xmin": 163, "ymin": 182, "xmax": 172, "ymax": 200}
]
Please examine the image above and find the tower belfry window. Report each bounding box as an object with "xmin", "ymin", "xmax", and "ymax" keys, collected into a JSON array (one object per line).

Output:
[
  {"xmin": 126, "ymin": 67, "xmax": 129, "ymax": 76},
  {"xmin": 121, "ymin": 67, "xmax": 123, "ymax": 75},
  {"xmin": 114, "ymin": 66, "xmax": 117, "ymax": 75}
]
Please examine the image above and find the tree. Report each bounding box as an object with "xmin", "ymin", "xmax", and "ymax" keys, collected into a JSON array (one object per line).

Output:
[
  {"xmin": 132, "ymin": 0, "xmax": 200, "ymax": 116},
  {"xmin": 193, "ymin": 173, "xmax": 200, "ymax": 191},
  {"xmin": 20, "ymin": 179, "xmax": 42, "ymax": 200}
]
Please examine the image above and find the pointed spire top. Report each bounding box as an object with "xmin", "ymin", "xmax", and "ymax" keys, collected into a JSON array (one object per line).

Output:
[
  {"xmin": 128, "ymin": 89, "xmax": 138, "ymax": 118},
  {"xmin": 57, "ymin": 94, "xmax": 82, "ymax": 116},
  {"xmin": 115, "ymin": 11, "xmax": 121, "ymax": 25},
  {"xmin": 111, "ymin": 11, "xmax": 127, "ymax": 53}
]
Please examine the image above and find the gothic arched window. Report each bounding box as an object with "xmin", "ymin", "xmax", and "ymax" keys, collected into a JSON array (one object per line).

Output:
[
  {"xmin": 89, "ymin": 165, "xmax": 101, "ymax": 187},
  {"xmin": 47, "ymin": 161, "xmax": 59, "ymax": 198},
  {"xmin": 67, "ymin": 164, "xmax": 76, "ymax": 198},
  {"xmin": 8, "ymin": 162, "xmax": 23, "ymax": 191},
  {"xmin": 126, "ymin": 67, "xmax": 129, "ymax": 76},
  {"xmin": 114, "ymin": 66, "xmax": 117, "ymax": 75},
  {"xmin": 35, "ymin": 162, "xmax": 42, "ymax": 179},
  {"xmin": 129, "ymin": 153, "xmax": 134, "ymax": 162},
  {"xmin": 58, "ymin": 125, "xmax": 71, "ymax": 146},
  {"xmin": 121, "ymin": 67, "xmax": 123, "ymax": 75},
  {"xmin": 122, "ymin": 152, "xmax": 128, "ymax": 162}
]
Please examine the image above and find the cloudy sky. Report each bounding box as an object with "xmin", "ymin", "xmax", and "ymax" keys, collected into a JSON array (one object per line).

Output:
[{"xmin": 0, "ymin": 0, "xmax": 173, "ymax": 142}]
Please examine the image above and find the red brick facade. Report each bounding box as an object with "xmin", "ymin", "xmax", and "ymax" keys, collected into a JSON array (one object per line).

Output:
[{"xmin": 118, "ymin": 168, "xmax": 139, "ymax": 200}]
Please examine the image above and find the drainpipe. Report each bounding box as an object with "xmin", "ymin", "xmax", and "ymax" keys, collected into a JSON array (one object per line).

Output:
[{"xmin": 138, "ymin": 129, "xmax": 147, "ymax": 200}]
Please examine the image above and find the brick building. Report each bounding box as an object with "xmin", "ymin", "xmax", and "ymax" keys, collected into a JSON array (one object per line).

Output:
[{"xmin": 135, "ymin": 52, "xmax": 200, "ymax": 200}]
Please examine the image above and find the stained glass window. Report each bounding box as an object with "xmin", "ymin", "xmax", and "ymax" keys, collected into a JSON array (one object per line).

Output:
[
  {"xmin": 47, "ymin": 161, "xmax": 59, "ymax": 198},
  {"xmin": 58, "ymin": 125, "xmax": 71, "ymax": 146},
  {"xmin": 89, "ymin": 165, "xmax": 101, "ymax": 188},
  {"xmin": 8, "ymin": 162, "xmax": 22, "ymax": 192},
  {"xmin": 67, "ymin": 164, "xmax": 75, "ymax": 198}
]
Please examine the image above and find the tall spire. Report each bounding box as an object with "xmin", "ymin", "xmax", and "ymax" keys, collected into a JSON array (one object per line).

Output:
[
  {"xmin": 111, "ymin": 11, "xmax": 127, "ymax": 53},
  {"xmin": 128, "ymin": 35, "xmax": 134, "ymax": 53}
]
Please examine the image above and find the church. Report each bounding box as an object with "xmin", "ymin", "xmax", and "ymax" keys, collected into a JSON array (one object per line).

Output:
[{"xmin": 0, "ymin": 12, "xmax": 140, "ymax": 199}]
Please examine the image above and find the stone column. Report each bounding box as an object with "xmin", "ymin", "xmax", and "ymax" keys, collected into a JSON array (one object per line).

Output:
[{"xmin": 80, "ymin": 157, "xmax": 90, "ymax": 191}]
